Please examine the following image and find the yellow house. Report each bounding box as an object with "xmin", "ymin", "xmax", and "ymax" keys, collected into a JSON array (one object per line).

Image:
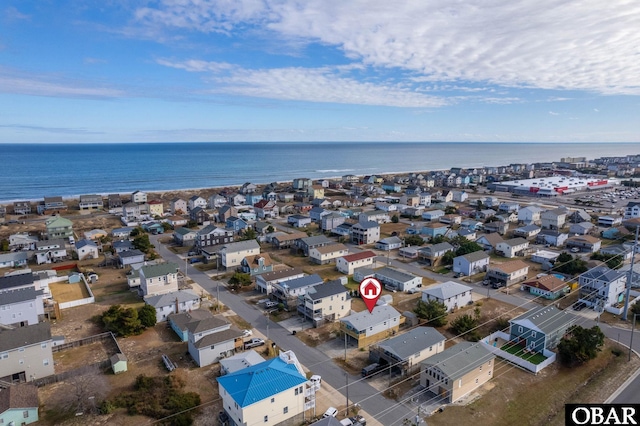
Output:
[
  {"xmin": 148, "ymin": 199, "xmax": 164, "ymax": 217},
  {"xmin": 307, "ymin": 185, "xmax": 325, "ymax": 200}
]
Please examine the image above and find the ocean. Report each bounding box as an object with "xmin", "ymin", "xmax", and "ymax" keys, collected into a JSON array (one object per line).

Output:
[{"xmin": 1, "ymin": 142, "xmax": 639, "ymax": 202}]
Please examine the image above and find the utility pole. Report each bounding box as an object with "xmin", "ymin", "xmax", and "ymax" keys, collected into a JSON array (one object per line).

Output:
[
  {"xmin": 344, "ymin": 332, "xmax": 347, "ymax": 361},
  {"xmin": 346, "ymin": 373, "xmax": 349, "ymax": 416},
  {"xmin": 622, "ymin": 226, "xmax": 639, "ymax": 321},
  {"xmin": 629, "ymin": 314, "xmax": 638, "ymax": 362}
]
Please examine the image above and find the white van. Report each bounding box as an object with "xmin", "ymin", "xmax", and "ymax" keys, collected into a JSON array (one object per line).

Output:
[{"xmin": 322, "ymin": 407, "xmax": 338, "ymax": 418}]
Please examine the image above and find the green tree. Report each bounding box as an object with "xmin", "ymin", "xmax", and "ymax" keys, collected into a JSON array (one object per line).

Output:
[
  {"xmin": 413, "ymin": 299, "xmax": 448, "ymax": 327},
  {"xmin": 240, "ymin": 228, "xmax": 257, "ymax": 241},
  {"xmin": 557, "ymin": 325, "xmax": 605, "ymax": 367},
  {"xmin": 186, "ymin": 220, "xmax": 198, "ymax": 229},
  {"xmin": 441, "ymin": 251, "xmax": 455, "ymax": 265},
  {"xmin": 403, "ymin": 235, "xmax": 425, "ymax": 247},
  {"xmin": 555, "ymin": 253, "xmax": 588, "ymax": 275},
  {"xmin": 130, "ymin": 227, "xmax": 143, "ymax": 238},
  {"xmin": 630, "ymin": 301, "xmax": 640, "ymax": 316},
  {"xmin": 590, "ymin": 251, "xmax": 623, "ymax": 269},
  {"xmin": 391, "ymin": 214, "xmax": 399, "ymax": 223},
  {"xmin": 431, "ymin": 235, "xmax": 447, "ymax": 244},
  {"xmin": 476, "ymin": 200, "xmax": 484, "ymax": 211},
  {"xmin": 229, "ymin": 272, "xmax": 252, "ymax": 289},
  {"xmin": 266, "ymin": 225, "xmax": 275, "ymax": 234},
  {"xmin": 161, "ymin": 222, "xmax": 173, "ymax": 232},
  {"xmin": 0, "ymin": 239, "xmax": 9, "ymax": 252},
  {"xmin": 101, "ymin": 305, "xmax": 143, "ymax": 337},
  {"xmin": 133, "ymin": 233, "xmax": 153, "ymax": 254},
  {"xmin": 138, "ymin": 304, "xmax": 157, "ymax": 328},
  {"xmin": 449, "ymin": 314, "xmax": 480, "ymax": 341},
  {"xmin": 444, "ymin": 206, "xmax": 458, "ymax": 214}
]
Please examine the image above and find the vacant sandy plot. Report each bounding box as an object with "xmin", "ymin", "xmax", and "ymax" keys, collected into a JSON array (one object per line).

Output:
[{"xmin": 50, "ymin": 281, "xmax": 90, "ymax": 303}]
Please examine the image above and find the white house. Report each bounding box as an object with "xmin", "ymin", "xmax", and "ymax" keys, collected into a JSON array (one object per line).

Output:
[
  {"xmin": 421, "ymin": 281, "xmax": 473, "ymax": 312},
  {"xmin": 453, "ymin": 251, "xmax": 490, "ymax": 277},
  {"xmin": 578, "ymin": 266, "xmax": 627, "ymax": 311},
  {"xmin": 144, "ymin": 289, "xmax": 201, "ymax": 322},
  {"xmin": 496, "ymin": 238, "xmax": 529, "ymax": 258},
  {"xmin": 188, "ymin": 195, "xmax": 207, "ymax": 211},
  {"xmin": 187, "ymin": 316, "xmax": 243, "ymax": 367},
  {"xmin": 518, "ymin": 205, "xmax": 544, "ymax": 225},
  {"xmin": 374, "ymin": 267, "xmax": 422, "ymax": 292},
  {"xmin": 0, "ymin": 322, "xmax": 54, "ymax": 382},
  {"xmin": 309, "ymin": 243, "xmax": 349, "ymax": 265},
  {"xmin": 75, "ymin": 239, "xmax": 99, "ymax": 260},
  {"xmin": 219, "ymin": 240, "xmax": 260, "ymax": 269},
  {"xmin": 541, "ymin": 208, "xmax": 567, "ymax": 230},
  {"xmin": 0, "ymin": 286, "xmax": 44, "ymax": 327},
  {"xmin": 139, "ymin": 262, "xmax": 179, "ymax": 297},
  {"xmin": 376, "ymin": 236, "xmax": 404, "ymax": 251},
  {"xmin": 34, "ymin": 240, "xmax": 67, "ymax": 265},
  {"xmin": 336, "ymin": 251, "xmax": 377, "ymax": 275}
]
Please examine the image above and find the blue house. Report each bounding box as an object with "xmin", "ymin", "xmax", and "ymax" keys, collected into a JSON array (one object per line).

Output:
[
  {"xmin": 382, "ymin": 182, "xmax": 402, "ymax": 192},
  {"xmin": 420, "ymin": 222, "xmax": 449, "ymax": 239},
  {"xmin": 226, "ymin": 216, "xmax": 249, "ymax": 233},
  {"xmin": 508, "ymin": 305, "xmax": 576, "ymax": 354},
  {"xmin": 244, "ymin": 193, "xmax": 263, "ymax": 205},
  {"xmin": 422, "ymin": 209, "xmax": 445, "ymax": 221},
  {"xmin": 0, "ymin": 384, "xmax": 39, "ymax": 425}
]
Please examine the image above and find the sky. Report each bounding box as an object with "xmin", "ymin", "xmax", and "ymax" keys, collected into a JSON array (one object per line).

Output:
[{"xmin": 0, "ymin": 0, "xmax": 639, "ymax": 143}]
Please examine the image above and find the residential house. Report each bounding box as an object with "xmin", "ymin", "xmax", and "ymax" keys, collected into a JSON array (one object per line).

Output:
[
  {"xmin": 475, "ymin": 233, "xmax": 504, "ymax": 251},
  {"xmin": 336, "ymin": 251, "xmax": 377, "ymax": 275},
  {"xmin": 34, "ymin": 240, "xmax": 67, "ymax": 265},
  {"xmin": 600, "ymin": 244, "xmax": 633, "ymax": 263},
  {"xmin": 254, "ymin": 200, "xmax": 279, "ymax": 219},
  {"xmin": 476, "ymin": 209, "xmax": 496, "ymax": 220},
  {"xmin": 457, "ymin": 228, "xmax": 477, "ymax": 241},
  {"xmin": 578, "ymin": 266, "xmax": 627, "ymax": 311},
  {"xmin": 239, "ymin": 182, "xmax": 257, "ymax": 195},
  {"xmin": 495, "ymin": 238, "xmax": 529, "ymax": 258},
  {"xmin": 358, "ymin": 210, "xmax": 391, "ymax": 224},
  {"xmin": 453, "ymin": 251, "xmax": 490, "ymax": 276},
  {"xmin": 0, "ymin": 322, "xmax": 54, "ymax": 383},
  {"xmin": 332, "ymin": 223, "xmax": 353, "ymax": 238},
  {"xmin": 0, "ymin": 384, "xmax": 40, "ymax": 425},
  {"xmin": 460, "ymin": 219, "xmax": 483, "ymax": 231},
  {"xmin": 602, "ymin": 226, "xmax": 631, "ymax": 240},
  {"xmin": 288, "ymin": 214, "xmax": 312, "ymax": 228},
  {"xmin": 195, "ymin": 225, "xmax": 234, "ymax": 251},
  {"xmin": 309, "ymin": 243, "xmax": 349, "ymax": 265},
  {"xmin": 530, "ymin": 250, "xmax": 561, "ymax": 269},
  {"xmin": 420, "ymin": 342, "xmax": 495, "ymax": 403},
  {"xmin": 144, "ymin": 289, "xmax": 201, "ymax": 322},
  {"xmin": 376, "ymin": 236, "xmax": 404, "ymax": 251},
  {"xmin": 148, "ymin": 199, "xmax": 164, "ymax": 217},
  {"xmin": 270, "ymin": 231, "xmax": 307, "ymax": 250},
  {"xmin": 598, "ymin": 216, "xmax": 623, "ymax": 228},
  {"xmin": 219, "ymin": 350, "xmax": 265, "ymax": 376},
  {"xmin": 296, "ymin": 235, "xmax": 334, "ymax": 256},
  {"xmin": 219, "ymin": 240, "xmax": 260, "ymax": 269},
  {"xmin": 272, "ymin": 274, "xmax": 324, "ymax": 307},
  {"xmin": 108, "ymin": 194, "xmax": 122, "ymax": 209},
  {"xmin": 118, "ymin": 249, "xmax": 145, "ymax": 268},
  {"xmin": 518, "ymin": 205, "xmax": 544, "ymax": 225},
  {"xmin": 624, "ymin": 201, "xmax": 640, "ymax": 219},
  {"xmin": 78, "ymin": 194, "xmax": 103, "ymax": 210},
  {"xmin": 485, "ymin": 260, "xmax": 529, "ymax": 287},
  {"xmin": 171, "ymin": 198, "xmax": 188, "ymax": 214},
  {"xmin": 217, "ymin": 352, "xmax": 311, "ymax": 426},
  {"xmin": 187, "ymin": 316, "xmax": 243, "ymax": 367},
  {"xmin": 321, "ymin": 213, "xmax": 346, "ymax": 232},
  {"xmin": 75, "ymin": 239, "xmax": 99, "ymax": 260},
  {"xmin": 8, "ymin": 233, "xmax": 38, "ymax": 251},
  {"xmin": 569, "ymin": 222, "xmax": 595, "ymax": 235},
  {"xmin": 309, "ymin": 207, "xmax": 330, "ymax": 222},
  {"xmin": 308, "ymin": 185, "xmax": 325, "ymax": 200},
  {"xmin": 513, "ymin": 224, "xmax": 541, "ymax": 239},
  {"xmin": 375, "ymin": 267, "xmax": 422, "ymax": 292},
  {"xmin": 226, "ymin": 193, "xmax": 246, "ymax": 206},
  {"xmin": 482, "ymin": 221, "xmax": 509, "ymax": 235},
  {"xmin": 173, "ymin": 227, "xmax": 198, "ymax": 246},
  {"xmin": 568, "ymin": 209, "xmax": 592, "ymax": 223},
  {"xmin": 535, "ymin": 229, "xmax": 568, "ymax": 247},
  {"xmin": 521, "ymin": 275, "xmax": 569, "ymax": 300},
  {"xmin": 13, "ymin": 201, "xmax": 32, "ymax": 215},
  {"xmin": 420, "ymin": 222, "xmax": 450, "ymax": 240},
  {"xmin": 0, "ymin": 286, "xmax": 44, "ymax": 327},
  {"xmin": 240, "ymin": 254, "xmax": 274, "ymax": 276},
  {"xmin": 452, "ymin": 191, "xmax": 468, "ymax": 203},
  {"xmin": 139, "ymin": 262, "xmax": 179, "ymax": 297},
  {"xmin": 566, "ymin": 235, "xmax": 602, "ymax": 253},
  {"xmin": 255, "ymin": 268, "xmax": 305, "ymax": 294},
  {"xmin": 37, "ymin": 196, "xmax": 67, "ymax": 214},
  {"xmin": 297, "ymin": 280, "xmax": 351, "ymax": 327},
  {"xmin": 340, "ymin": 305, "xmax": 402, "ymax": 348},
  {"xmin": 168, "ymin": 309, "xmax": 215, "ymax": 342},
  {"xmin": 509, "ymin": 305, "xmax": 576, "ymax": 353},
  {"xmin": 351, "ymin": 221, "xmax": 381, "ymax": 245},
  {"xmin": 498, "ymin": 202, "xmax": 520, "ymax": 213},
  {"xmin": 81, "ymin": 229, "xmax": 106, "ymax": 241},
  {"xmin": 131, "ymin": 190, "xmax": 147, "ymax": 203},
  {"xmin": 370, "ymin": 327, "xmax": 446, "ymax": 374},
  {"xmin": 400, "ymin": 194, "xmax": 421, "ymax": 207},
  {"xmin": 421, "ymin": 281, "xmax": 473, "ymax": 312},
  {"xmin": 381, "ymin": 181, "xmax": 402, "ymax": 192},
  {"xmin": 0, "ymin": 252, "xmax": 28, "ymax": 269},
  {"xmin": 422, "ymin": 209, "xmax": 445, "ymax": 221},
  {"xmin": 541, "ymin": 208, "xmax": 567, "ymax": 230},
  {"xmin": 226, "ymin": 217, "xmax": 249, "ymax": 233},
  {"xmin": 418, "ymin": 242, "xmax": 454, "ymax": 267},
  {"xmin": 166, "ymin": 215, "xmax": 188, "ymax": 228},
  {"xmin": 190, "ymin": 206, "xmax": 212, "ymax": 225},
  {"xmin": 44, "ymin": 215, "xmax": 73, "ymax": 240},
  {"xmin": 374, "ymin": 202, "xmax": 397, "ymax": 213},
  {"xmin": 418, "ymin": 192, "xmax": 432, "ymax": 206},
  {"xmin": 112, "ymin": 226, "xmax": 135, "ymax": 240},
  {"xmin": 439, "ymin": 214, "xmax": 462, "ymax": 226},
  {"xmin": 122, "ymin": 202, "xmax": 141, "ymax": 221}
]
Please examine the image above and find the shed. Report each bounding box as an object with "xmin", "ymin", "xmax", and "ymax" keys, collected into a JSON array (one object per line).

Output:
[{"xmin": 110, "ymin": 353, "xmax": 128, "ymax": 374}]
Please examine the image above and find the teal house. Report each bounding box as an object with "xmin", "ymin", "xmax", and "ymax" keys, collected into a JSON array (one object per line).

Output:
[{"xmin": 0, "ymin": 384, "xmax": 39, "ymax": 425}]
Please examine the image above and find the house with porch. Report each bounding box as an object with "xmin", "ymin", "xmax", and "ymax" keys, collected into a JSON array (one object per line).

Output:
[
  {"xmin": 566, "ymin": 235, "xmax": 602, "ymax": 253},
  {"xmin": 513, "ymin": 224, "xmax": 541, "ymax": 239},
  {"xmin": 420, "ymin": 342, "xmax": 495, "ymax": 403},
  {"xmin": 351, "ymin": 221, "xmax": 381, "ymax": 245},
  {"xmin": 44, "ymin": 216, "xmax": 73, "ymax": 240},
  {"xmin": 272, "ymin": 274, "xmax": 324, "ymax": 308},
  {"xmin": 535, "ymin": 230, "xmax": 568, "ymax": 247},
  {"xmin": 240, "ymin": 254, "xmax": 274, "ymax": 276},
  {"xmin": 34, "ymin": 240, "xmax": 67, "ymax": 265},
  {"xmin": 296, "ymin": 235, "xmax": 334, "ymax": 256},
  {"xmin": 541, "ymin": 208, "xmax": 567, "ymax": 230},
  {"xmin": 358, "ymin": 210, "xmax": 391, "ymax": 224},
  {"xmin": 37, "ymin": 196, "xmax": 67, "ymax": 215},
  {"xmin": 195, "ymin": 225, "xmax": 234, "ymax": 251},
  {"xmin": 578, "ymin": 266, "xmax": 627, "ymax": 311},
  {"xmin": 0, "ymin": 286, "xmax": 45, "ymax": 327},
  {"xmin": 475, "ymin": 233, "xmax": 504, "ymax": 252},
  {"xmin": 173, "ymin": 227, "xmax": 198, "ymax": 246},
  {"xmin": 287, "ymin": 214, "xmax": 312, "ymax": 228},
  {"xmin": 144, "ymin": 289, "xmax": 201, "ymax": 322},
  {"xmin": 517, "ymin": 205, "xmax": 544, "ymax": 225},
  {"xmin": 421, "ymin": 281, "xmax": 473, "ymax": 312},
  {"xmin": 508, "ymin": 305, "xmax": 576, "ymax": 353},
  {"xmin": 485, "ymin": 260, "xmax": 529, "ymax": 287},
  {"xmin": 453, "ymin": 251, "xmax": 490, "ymax": 277},
  {"xmin": 297, "ymin": 280, "xmax": 351, "ymax": 327},
  {"xmin": 309, "ymin": 243, "xmax": 349, "ymax": 265},
  {"xmin": 320, "ymin": 213, "xmax": 346, "ymax": 232},
  {"xmin": 0, "ymin": 252, "xmax": 28, "ymax": 269},
  {"xmin": 187, "ymin": 316, "xmax": 244, "ymax": 367},
  {"xmin": 370, "ymin": 327, "xmax": 446, "ymax": 375},
  {"xmin": 168, "ymin": 309, "xmax": 215, "ymax": 342},
  {"xmin": 376, "ymin": 236, "xmax": 404, "ymax": 251},
  {"xmin": 255, "ymin": 268, "xmax": 305, "ymax": 294},
  {"xmin": 253, "ymin": 200, "xmax": 279, "ymax": 219},
  {"xmin": 495, "ymin": 238, "xmax": 529, "ymax": 258},
  {"xmin": 219, "ymin": 240, "xmax": 260, "ymax": 269},
  {"xmin": 270, "ymin": 231, "xmax": 308, "ymax": 250},
  {"xmin": 569, "ymin": 222, "xmax": 595, "ymax": 236},
  {"xmin": 340, "ymin": 305, "xmax": 402, "ymax": 349},
  {"xmin": 78, "ymin": 194, "xmax": 103, "ymax": 210},
  {"xmin": 420, "ymin": 222, "xmax": 450, "ymax": 240},
  {"xmin": 170, "ymin": 198, "xmax": 188, "ymax": 214},
  {"xmin": 418, "ymin": 242, "xmax": 454, "ymax": 266},
  {"xmin": 75, "ymin": 239, "xmax": 99, "ymax": 260},
  {"xmin": 8, "ymin": 233, "xmax": 38, "ymax": 251},
  {"xmin": 118, "ymin": 249, "xmax": 145, "ymax": 268},
  {"xmin": 132, "ymin": 190, "xmax": 147, "ymax": 203},
  {"xmin": 483, "ymin": 221, "xmax": 509, "ymax": 235},
  {"xmin": 374, "ymin": 267, "xmax": 422, "ymax": 292},
  {"xmin": 422, "ymin": 209, "xmax": 445, "ymax": 221},
  {"xmin": 336, "ymin": 251, "xmax": 377, "ymax": 275}
]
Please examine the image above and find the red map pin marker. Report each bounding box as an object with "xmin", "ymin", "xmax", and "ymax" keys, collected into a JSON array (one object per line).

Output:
[{"xmin": 359, "ymin": 277, "xmax": 382, "ymax": 313}]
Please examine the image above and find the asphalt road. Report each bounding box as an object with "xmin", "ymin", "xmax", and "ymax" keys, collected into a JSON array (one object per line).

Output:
[{"xmin": 150, "ymin": 235, "xmax": 413, "ymax": 425}]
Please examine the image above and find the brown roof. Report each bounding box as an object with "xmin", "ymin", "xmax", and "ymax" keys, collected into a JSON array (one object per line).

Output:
[
  {"xmin": 244, "ymin": 253, "xmax": 273, "ymax": 267},
  {"xmin": 568, "ymin": 235, "xmax": 601, "ymax": 244},
  {"xmin": 523, "ymin": 275, "xmax": 567, "ymax": 292},
  {"xmin": 342, "ymin": 250, "xmax": 377, "ymax": 262},
  {"xmin": 479, "ymin": 233, "xmax": 504, "ymax": 247},
  {"xmin": 491, "ymin": 260, "xmax": 529, "ymax": 274},
  {"xmin": 0, "ymin": 384, "xmax": 39, "ymax": 411},
  {"xmin": 314, "ymin": 243, "xmax": 348, "ymax": 255},
  {"xmin": 273, "ymin": 232, "xmax": 308, "ymax": 242}
]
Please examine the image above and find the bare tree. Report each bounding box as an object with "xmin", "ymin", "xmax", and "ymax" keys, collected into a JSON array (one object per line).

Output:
[{"xmin": 58, "ymin": 365, "xmax": 111, "ymax": 415}]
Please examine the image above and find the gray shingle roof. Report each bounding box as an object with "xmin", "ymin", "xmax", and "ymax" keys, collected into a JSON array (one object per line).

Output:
[
  {"xmin": 375, "ymin": 267, "xmax": 419, "ymax": 284},
  {"xmin": 422, "ymin": 281, "xmax": 473, "ymax": 300},
  {"xmin": 377, "ymin": 327, "xmax": 446, "ymax": 360},
  {"xmin": 340, "ymin": 305, "xmax": 400, "ymax": 332},
  {"xmin": 580, "ymin": 266, "xmax": 626, "ymax": 282},
  {"xmin": 144, "ymin": 289, "xmax": 200, "ymax": 308},
  {"xmin": 306, "ymin": 280, "xmax": 349, "ymax": 300},
  {"xmin": 280, "ymin": 274, "xmax": 323, "ymax": 290},
  {"xmin": 459, "ymin": 251, "xmax": 489, "ymax": 262},
  {"xmin": 421, "ymin": 342, "xmax": 493, "ymax": 378},
  {"xmin": 0, "ymin": 384, "xmax": 39, "ymax": 412},
  {"xmin": 503, "ymin": 237, "xmax": 528, "ymax": 247},
  {"xmin": 168, "ymin": 309, "xmax": 214, "ymax": 331},
  {"xmin": 220, "ymin": 240, "xmax": 260, "ymax": 252},
  {"xmin": 0, "ymin": 322, "xmax": 51, "ymax": 352},
  {"xmin": 300, "ymin": 235, "xmax": 333, "ymax": 246},
  {"xmin": 0, "ymin": 286, "xmax": 41, "ymax": 306},
  {"xmin": 187, "ymin": 316, "xmax": 230, "ymax": 334},
  {"xmin": 193, "ymin": 327, "xmax": 243, "ymax": 349},
  {"xmin": 219, "ymin": 350, "xmax": 265, "ymax": 374},
  {"xmin": 0, "ymin": 273, "xmax": 35, "ymax": 292},
  {"xmin": 510, "ymin": 305, "xmax": 577, "ymax": 335},
  {"xmin": 353, "ymin": 221, "xmax": 379, "ymax": 229}
]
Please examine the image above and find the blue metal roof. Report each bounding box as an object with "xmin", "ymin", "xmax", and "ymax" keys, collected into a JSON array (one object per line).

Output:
[{"xmin": 217, "ymin": 357, "xmax": 307, "ymax": 408}]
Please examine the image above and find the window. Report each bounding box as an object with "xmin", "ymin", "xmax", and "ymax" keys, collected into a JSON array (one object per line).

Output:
[
  {"xmin": 43, "ymin": 359, "xmax": 49, "ymax": 366},
  {"xmin": 271, "ymin": 398, "xmax": 275, "ymax": 403},
  {"xmin": 264, "ymin": 415, "xmax": 268, "ymax": 422},
  {"xmin": 0, "ymin": 352, "xmax": 7, "ymax": 359},
  {"xmin": 475, "ymin": 378, "xmax": 479, "ymax": 384},
  {"xmin": 479, "ymin": 365, "xmax": 482, "ymax": 371},
  {"xmin": 19, "ymin": 359, "xmax": 24, "ymax": 365},
  {"xmin": 19, "ymin": 347, "xmax": 24, "ymax": 352},
  {"xmin": 210, "ymin": 345, "xmax": 215, "ymax": 350},
  {"xmin": 24, "ymin": 410, "xmax": 29, "ymax": 418},
  {"xmin": 531, "ymin": 331, "xmax": 537, "ymax": 338},
  {"xmin": 518, "ymin": 326, "xmax": 523, "ymax": 333},
  {"xmin": 283, "ymin": 407, "xmax": 289, "ymax": 414},
  {"xmin": 295, "ymin": 388, "xmax": 298, "ymax": 395}
]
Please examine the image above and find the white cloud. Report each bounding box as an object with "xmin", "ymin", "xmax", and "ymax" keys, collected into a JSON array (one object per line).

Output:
[
  {"xmin": 594, "ymin": 108, "xmax": 600, "ymax": 112},
  {"xmin": 0, "ymin": 68, "xmax": 124, "ymax": 98},
  {"xmin": 4, "ymin": 6, "xmax": 30, "ymax": 21},
  {"xmin": 548, "ymin": 111, "xmax": 560, "ymax": 116},
  {"xmin": 136, "ymin": 0, "xmax": 640, "ymax": 95}
]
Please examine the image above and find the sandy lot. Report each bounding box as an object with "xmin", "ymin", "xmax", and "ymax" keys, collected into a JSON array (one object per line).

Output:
[{"xmin": 49, "ymin": 281, "xmax": 91, "ymax": 303}]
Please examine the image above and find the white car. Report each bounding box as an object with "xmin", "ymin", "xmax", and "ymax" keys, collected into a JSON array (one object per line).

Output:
[
  {"xmin": 322, "ymin": 407, "xmax": 338, "ymax": 418},
  {"xmin": 242, "ymin": 329, "xmax": 252, "ymax": 337}
]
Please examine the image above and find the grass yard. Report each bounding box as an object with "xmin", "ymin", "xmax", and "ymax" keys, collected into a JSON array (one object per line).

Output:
[
  {"xmin": 500, "ymin": 343, "xmax": 547, "ymax": 365},
  {"xmin": 49, "ymin": 281, "xmax": 91, "ymax": 303}
]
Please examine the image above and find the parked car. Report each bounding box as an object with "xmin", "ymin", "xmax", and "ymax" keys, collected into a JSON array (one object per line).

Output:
[
  {"xmin": 242, "ymin": 329, "xmax": 252, "ymax": 337},
  {"xmin": 322, "ymin": 407, "xmax": 338, "ymax": 418},
  {"xmin": 573, "ymin": 301, "xmax": 587, "ymax": 311},
  {"xmin": 244, "ymin": 338, "xmax": 265, "ymax": 349},
  {"xmin": 361, "ymin": 363, "xmax": 383, "ymax": 378},
  {"xmin": 265, "ymin": 301, "xmax": 278, "ymax": 309}
]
